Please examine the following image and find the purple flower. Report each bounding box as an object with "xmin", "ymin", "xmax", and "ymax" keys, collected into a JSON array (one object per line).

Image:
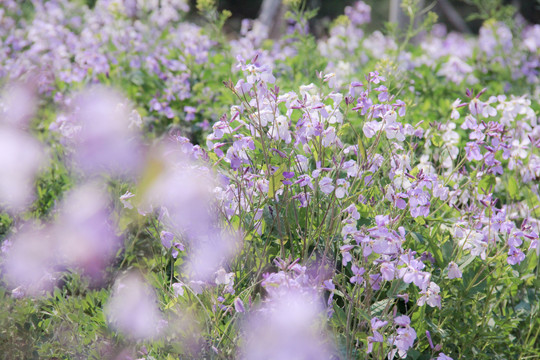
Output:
[
  {"xmin": 0, "ymin": 125, "xmax": 47, "ymax": 213},
  {"xmin": 0, "ymin": 82, "xmax": 37, "ymax": 128},
  {"xmin": 371, "ymin": 317, "xmax": 388, "ymax": 330},
  {"xmin": 319, "ymin": 177, "xmax": 335, "ymax": 194},
  {"xmin": 283, "ymin": 171, "xmax": 295, "ymax": 179},
  {"xmin": 507, "ymin": 246, "xmax": 525, "ymax": 265},
  {"xmin": 380, "ymin": 262, "xmax": 396, "ymax": 281},
  {"xmin": 239, "ymin": 288, "xmax": 335, "ymax": 360},
  {"xmin": 447, "ymin": 261, "xmax": 462, "ymax": 279},
  {"xmin": 465, "ymin": 142, "xmax": 483, "ymax": 161},
  {"xmin": 367, "ymin": 331, "xmax": 383, "ymax": 353},
  {"xmin": 437, "ymin": 353, "xmax": 454, "ymax": 360},
  {"xmin": 69, "ymin": 87, "xmax": 144, "ymax": 177},
  {"xmin": 172, "ymin": 282, "xmax": 185, "ymax": 297},
  {"xmin": 341, "ymin": 244, "xmax": 354, "ymax": 266},
  {"xmin": 350, "ymin": 264, "xmax": 365, "ymax": 284},
  {"xmin": 160, "ymin": 231, "xmax": 174, "ymax": 249},
  {"xmin": 363, "ymin": 120, "xmax": 382, "ymax": 138},
  {"xmin": 394, "ymin": 315, "xmax": 411, "ymax": 327},
  {"xmin": 184, "ymin": 106, "xmax": 196, "ymax": 122},
  {"xmin": 345, "ymin": 1, "xmax": 371, "ymax": 25},
  {"xmin": 55, "ymin": 183, "xmax": 121, "ymax": 280},
  {"xmin": 234, "ymin": 298, "xmax": 245, "ymax": 313},
  {"xmin": 105, "ymin": 273, "xmax": 164, "ymax": 340},
  {"xmin": 295, "ymin": 174, "xmax": 313, "ymax": 189},
  {"xmin": 417, "ymin": 282, "xmax": 442, "ymax": 308},
  {"xmin": 3, "ymin": 224, "xmax": 58, "ymax": 296}
]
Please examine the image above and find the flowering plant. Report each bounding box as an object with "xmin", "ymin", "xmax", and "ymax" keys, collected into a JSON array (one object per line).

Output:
[{"xmin": 0, "ymin": 1, "xmax": 539, "ymax": 359}]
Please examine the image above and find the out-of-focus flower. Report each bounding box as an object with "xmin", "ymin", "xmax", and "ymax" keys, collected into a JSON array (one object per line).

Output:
[
  {"xmin": 215, "ymin": 267, "xmax": 234, "ymax": 286},
  {"xmin": 2, "ymin": 224, "xmax": 59, "ymax": 296},
  {"xmin": 345, "ymin": 1, "xmax": 371, "ymax": 25},
  {"xmin": 55, "ymin": 183, "xmax": 121, "ymax": 281},
  {"xmin": 105, "ymin": 273, "xmax": 164, "ymax": 340},
  {"xmin": 437, "ymin": 353, "xmax": 454, "ymax": 360},
  {"xmin": 142, "ymin": 141, "xmax": 240, "ymax": 281},
  {"xmin": 172, "ymin": 282, "xmax": 185, "ymax": 297},
  {"xmin": 0, "ymin": 125, "xmax": 47, "ymax": 212},
  {"xmin": 119, "ymin": 191, "xmax": 135, "ymax": 209},
  {"xmin": 0, "ymin": 82, "xmax": 37, "ymax": 129},
  {"xmin": 234, "ymin": 297, "xmax": 245, "ymax": 313},
  {"xmin": 240, "ymin": 289, "xmax": 334, "ymax": 360},
  {"xmin": 68, "ymin": 86, "xmax": 144, "ymax": 177}
]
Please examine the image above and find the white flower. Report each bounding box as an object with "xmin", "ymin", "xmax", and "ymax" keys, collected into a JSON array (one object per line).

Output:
[{"xmin": 215, "ymin": 268, "xmax": 234, "ymax": 286}]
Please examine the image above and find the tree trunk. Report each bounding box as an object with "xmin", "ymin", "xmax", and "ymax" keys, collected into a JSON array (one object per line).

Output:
[{"xmin": 258, "ymin": 0, "xmax": 285, "ymax": 39}]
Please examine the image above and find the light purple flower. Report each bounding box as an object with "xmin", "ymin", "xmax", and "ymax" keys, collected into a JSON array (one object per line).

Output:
[
  {"xmin": 119, "ymin": 191, "xmax": 135, "ymax": 210},
  {"xmin": 2, "ymin": 224, "xmax": 58, "ymax": 296},
  {"xmin": 55, "ymin": 183, "xmax": 121, "ymax": 280},
  {"xmin": 184, "ymin": 105, "xmax": 196, "ymax": 122},
  {"xmin": 363, "ymin": 120, "xmax": 382, "ymax": 138},
  {"xmin": 0, "ymin": 82, "xmax": 37, "ymax": 128},
  {"xmin": 417, "ymin": 282, "xmax": 442, "ymax": 308},
  {"xmin": 0, "ymin": 125, "xmax": 47, "ymax": 212},
  {"xmin": 69, "ymin": 86, "xmax": 144, "ymax": 177},
  {"xmin": 380, "ymin": 261, "xmax": 396, "ymax": 281},
  {"xmin": 319, "ymin": 177, "xmax": 335, "ymax": 194},
  {"xmin": 172, "ymin": 282, "xmax": 185, "ymax": 297},
  {"xmin": 465, "ymin": 142, "xmax": 483, "ymax": 161},
  {"xmin": 234, "ymin": 297, "xmax": 245, "ymax": 313},
  {"xmin": 447, "ymin": 261, "xmax": 462, "ymax": 279},
  {"xmin": 105, "ymin": 273, "xmax": 164, "ymax": 340},
  {"xmin": 507, "ymin": 246, "xmax": 525, "ymax": 265},
  {"xmin": 437, "ymin": 353, "xmax": 454, "ymax": 360},
  {"xmin": 160, "ymin": 231, "xmax": 174, "ymax": 249},
  {"xmin": 239, "ymin": 288, "xmax": 335, "ymax": 360}
]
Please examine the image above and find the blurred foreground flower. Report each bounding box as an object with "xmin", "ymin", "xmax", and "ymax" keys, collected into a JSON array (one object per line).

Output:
[
  {"xmin": 240, "ymin": 262, "xmax": 335, "ymax": 360},
  {"xmin": 240, "ymin": 288, "xmax": 335, "ymax": 360},
  {"xmin": 59, "ymin": 86, "xmax": 144, "ymax": 178},
  {"xmin": 141, "ymin": 140, "xmax": 240, "ymax": 281},
  {"xmin": 2, "ymin": 182, "xmax": 121, "ymax": 295},
  {"xmin": 55, "ymin": 183, "xmax": 121, "ymax": 281},
  {"xmin": 0, "ymin": 82, "xmax": 37, "ymax": 129},
  {"xmin": 2, "ymin": 224, "xmax": 58, "ymax": 296},
  {"xmin": 0, "ymin": 125, "xmax": 47, "ymax": 212},
  {"xmin": 0, "ymin": 82, "xmax": 46, "ymax": 212},
  {"xmin": 105, "ymin": 272, "xmax": 164, "ymax": 340}
]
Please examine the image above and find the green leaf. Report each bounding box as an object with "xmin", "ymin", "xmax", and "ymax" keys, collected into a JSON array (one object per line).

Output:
[
  {"xmin": 371, "ymin": 299, "xmax": 390, "ymax": 317},
  {"xmin": 441, "ymin": 239, "xmax": 453, "ymax": 264},
  {"xmin": 478, "ymin": 175, "xmax": 496, "ymax": 194},
  {"xmin": 358, "ymin": 136, "xmax": 367, "ymax": 161},
  {"xmin": 432, "ymin": 134, "xmax": 443, "ymax": 147},
  {"xmin": 268, "ymin": 163, "xmax": 286, "ymax": 199},
  {"xmin": 507, "ymin": 177, "xmax": 518, "ymax": 199},
  {"xmin": 430, "ymin": 241, "xmax": 445, "ymax": 267}
]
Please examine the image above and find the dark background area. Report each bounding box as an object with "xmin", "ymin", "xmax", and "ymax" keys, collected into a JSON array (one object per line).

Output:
[
  {"xmin": 217, "ymin": 0, "xmax": 539, "ymax": 33},
  {"xmin": 78, "ymin": 0, "xmax": 540, "ymax": 33}
]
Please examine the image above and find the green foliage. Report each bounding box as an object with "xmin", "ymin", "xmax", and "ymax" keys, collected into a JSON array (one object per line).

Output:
[{"xmin": 1, "ymin": 1, "xmax": 539, "ymax": 359}]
